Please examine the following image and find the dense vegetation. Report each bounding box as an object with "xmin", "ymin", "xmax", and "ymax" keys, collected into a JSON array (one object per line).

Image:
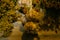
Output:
[
  {"xmin": 40, "ymin": 0, "xmax": 60, "ymax": 32},
  {"xmin": 0, "ymin": 0, "xmax": 21, "ymax": 37},
  {"xmin": 0, "ymin": 0, "xmax": 60, "ymax": 38},
  {"xmin": 24, "ymin": 0, "xmax": 60, "ymax": 33}
]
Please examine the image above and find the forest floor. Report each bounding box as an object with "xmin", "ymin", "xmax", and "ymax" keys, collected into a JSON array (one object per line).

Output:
[{"xmin": 7, "ymin": 26, "xmax": 60, "ymax": 40}]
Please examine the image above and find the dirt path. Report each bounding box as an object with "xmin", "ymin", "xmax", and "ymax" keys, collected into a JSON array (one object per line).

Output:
[
  {"xmin": 8, "ymin": 26, "xmax": 23, "ymax": 40},
  {"xmin": 7, "ymin": 26, "xmax": 60, "ymax": 40}
]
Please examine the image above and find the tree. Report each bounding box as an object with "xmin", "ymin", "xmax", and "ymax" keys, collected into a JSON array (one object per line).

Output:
[
  {"xmin": 0, "ymin": 0, "xmax": 21, "ymax": 37},
  {"xmin": 23, "ymin": 22, "xmax": 40, "ymax": 40},
  {"xmin": 26, "ymin": 9, "xmax": 44, "ymax": 22},
  {"xmin": 40, "ymin": 0, "xmax": 60, "ymax": 32},
  {"xmin": 24, "ymin": 22, "xmax": 39, "ymax": 32},
  {"xmin": 32, "ymin": 0, "xmax": 40, "ymax": 12}
]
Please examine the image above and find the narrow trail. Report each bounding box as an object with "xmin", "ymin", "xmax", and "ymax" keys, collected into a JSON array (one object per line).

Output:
[
  {"xmin": 8, "ymin": 27, "xmax": 60, "ymax": 40},
  {"xmin": 8, "ymin": 26, "xmax": 23, "ymax": 40},
  {"xmin": 7, "ymin": 21, "xmax": 60, "ymax": 40}
]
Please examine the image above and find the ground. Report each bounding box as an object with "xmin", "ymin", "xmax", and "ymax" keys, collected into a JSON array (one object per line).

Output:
[{"xmin": 7, "ymin": 26, "xmax": 60, "ymax": 40}]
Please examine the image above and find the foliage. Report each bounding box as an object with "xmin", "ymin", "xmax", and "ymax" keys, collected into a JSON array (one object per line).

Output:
[
  {"xmin": 0, "ymin": 20, "xmax": 13, "ymax": 37},
  {"xmin": 0, "ymin": 0, "xmax": 21, "ymax": 37},
  {"xmin": 26, "ymin": 9, "xmax": 44, "ymax": 22},
  {"xmin": 24, "ymin": 22, "xmax": 40, "ymax": 34},
  {"xmin": 40, "ymin": 0, "xmax": 60, "ymax": 32},
  {"xmin": 41, "ymin": 0, "xmax": 60, "ymax": 8},
  {"xmin": 32, "ymin": 0, "xmax": 40, "ymax": 12}
]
